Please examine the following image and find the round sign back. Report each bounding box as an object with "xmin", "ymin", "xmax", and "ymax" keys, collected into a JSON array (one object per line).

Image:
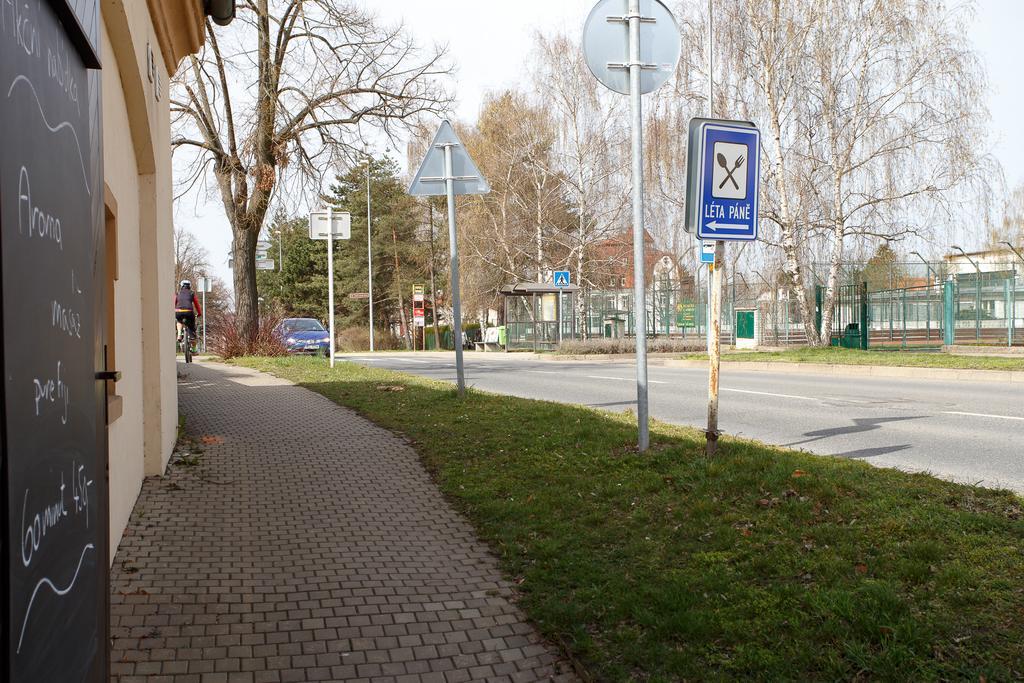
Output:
[{"xmin": 581, "ymin": 0, "xmax": 680, "ymax": 96}]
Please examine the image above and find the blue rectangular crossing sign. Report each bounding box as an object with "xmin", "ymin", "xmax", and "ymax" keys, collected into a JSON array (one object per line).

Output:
[
  {"xmin": 685, "ymin": 118, "xmax": 761, "ymax": 241},
  {"xmin": 700, "ymin": 241, "xmax": 715, "ymax": 264},
  {"xmin": 553, "ymin": 270, "xmax": 571, "ymax": 288}
]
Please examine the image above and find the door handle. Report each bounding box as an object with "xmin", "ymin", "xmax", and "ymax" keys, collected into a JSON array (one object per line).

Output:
[{"xmin": 95, "ymin": 370, "xmax": 121, "ymax": 382}]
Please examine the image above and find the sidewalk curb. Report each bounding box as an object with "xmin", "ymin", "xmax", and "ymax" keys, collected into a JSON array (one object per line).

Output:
[
  {"xmin": 335, "ymin": 351, "xmax": 1023, "ymax": 383},
  {"xmin": 658, "ymin": 359, "xmax": 1024, "ymax": 383}
]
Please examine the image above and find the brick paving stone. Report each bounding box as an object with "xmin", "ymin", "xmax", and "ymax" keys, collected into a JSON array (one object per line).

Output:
[{"xmin": 110, "ymin": 362, "xmax": 574, "ymax": 682}]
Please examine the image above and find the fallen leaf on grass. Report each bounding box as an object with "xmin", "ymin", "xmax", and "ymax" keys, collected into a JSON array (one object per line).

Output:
[
  {"xmin": 855, "ymin": 563, "xmax": 868, "ymax": 574},
  {"xmin": 376, "ymin": 385, "xmax": 406, "ymax": 392},
  {"xmin": 792, "ymin": 469, "xmax": 807, "ymax": 478}
]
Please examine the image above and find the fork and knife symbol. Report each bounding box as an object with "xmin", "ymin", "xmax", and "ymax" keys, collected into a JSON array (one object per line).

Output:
[{"xmin": 716, "ymin": 152, "xmax": 745, "ymax": 190}]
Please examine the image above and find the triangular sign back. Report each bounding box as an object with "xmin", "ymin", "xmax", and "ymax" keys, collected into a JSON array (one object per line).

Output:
[{"xmin": 408, "ymin": 120, "xmax": 490, "ymax": 197}]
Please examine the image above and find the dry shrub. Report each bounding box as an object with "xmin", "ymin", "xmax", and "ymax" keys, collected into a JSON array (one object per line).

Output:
[
  {"xmin": 209, "ymin": 312, "xmax": 288, "ymax": 359},
  {"xmin": 337, "ymin": 327, "xmax": 404, "ymax": 352},
  {"xmin": 558, "ymin": 338, "xmax": 706, "ymax": 355}
]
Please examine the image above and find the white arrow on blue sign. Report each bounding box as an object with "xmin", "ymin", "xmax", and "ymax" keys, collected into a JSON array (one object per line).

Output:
[
  {"xmin": 553, "ymin": 270, "xmax": 571, "ymax": 288},
  {"xmin": 685, "ymin": 118, "xmax": 761, "ymax": 241}
]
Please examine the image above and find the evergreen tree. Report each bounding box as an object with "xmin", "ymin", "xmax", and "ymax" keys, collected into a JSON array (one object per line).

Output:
[{"xmin": 257, "ymin": 156, "xmax": 436, "ymax": 347}]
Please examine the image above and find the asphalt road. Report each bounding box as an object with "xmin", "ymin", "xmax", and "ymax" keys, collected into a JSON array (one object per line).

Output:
[{"xmin": 339, "ymin": 352, "xmax": 1024, "ymax": 493}]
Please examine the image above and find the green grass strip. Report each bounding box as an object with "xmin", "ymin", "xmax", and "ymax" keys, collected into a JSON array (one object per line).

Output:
[
  {"xmin": 680, "ymin": 347, "xmax": 1024, "ymax": 371},
  {"xmin": 235, "ymin": 356, "xmax": 1024, "ymax": 681}
]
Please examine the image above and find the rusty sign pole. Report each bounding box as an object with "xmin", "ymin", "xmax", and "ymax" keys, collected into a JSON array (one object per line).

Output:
[{"xmin": 706, "ymin": 243, "xmax": 725, "ymax": 455}]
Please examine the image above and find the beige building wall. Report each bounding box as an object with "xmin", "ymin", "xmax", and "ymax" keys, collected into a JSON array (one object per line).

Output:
[{"xmin": 101, "ymin": 0, "xmax": 207, "ymax": 559}]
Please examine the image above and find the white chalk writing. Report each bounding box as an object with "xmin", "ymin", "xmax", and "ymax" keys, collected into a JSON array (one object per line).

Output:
[
  {"xmin": 51, "ymin": 300, "xmax": 82, "ymax": 338},
  {"xmin": 18, "ymin": 166, "xmax": 63, "ymax": 249},
  {"xmin": 46, "ymin": 28, "xmax": 78, "ymax": 113},
  {"xmin": 1, "ymin": 0, "xmax": 41, "ymax": 58},
  {"xmin": 7, "ymin": 75, "xmax": 91, "ymax": 196},
  {"xmin": 20, "ymin": 480, "xmax": 66, "ymax": 567},
  {"xmin": 33, "ymin": 360, "xmax": 70, "ymax": 424},
  {"xmin": 17, "ymin": 543, "xmax": 95, "ymax": 654}
]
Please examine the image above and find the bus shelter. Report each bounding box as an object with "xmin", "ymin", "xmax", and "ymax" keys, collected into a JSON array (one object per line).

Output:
[{"xmin": 500, "ymin": 282, "xmax": 579, "ymax": 351}]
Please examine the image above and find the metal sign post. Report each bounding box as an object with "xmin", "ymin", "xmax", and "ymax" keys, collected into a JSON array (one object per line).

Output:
[
  {"xmin": 328, "ymin": 206, "xmax": 335, "ymax": 367},
  {"xmin": 583, "ymin": 0, "xmax": 680, "ymax": 451},
  {"xmin": 408, "ymin": 120, "xmax": 490, "ymax": 397},
  {"xmin": 197, "ymin": 276, "xmax": 212, "ymax": 353},
  {"xmin": 443, "ymin": 144, "xmax": 466, "ymax": 392},
  {"xmin": 412, "ymin": 284, "xmax": 426, "ymax": 351},
  {"xmin": 367, "ymin": 158, "xmax": 375, "ymax": 353},
  {"xmin": 309, "ymin": 209, "xmax": 352, "ymax": 367},
  {"xmin": 553, "ymin": 270, "xmax": 570, "ymax": 345},
  {"xmin": 202, "ymin": 284, "xmax": 207, "ymax": 353}
]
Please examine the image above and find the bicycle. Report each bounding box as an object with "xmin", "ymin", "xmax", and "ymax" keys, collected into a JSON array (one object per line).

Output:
[{"xmin": 177, "ymin": 320, "xmax": 194, "ymax": 363}]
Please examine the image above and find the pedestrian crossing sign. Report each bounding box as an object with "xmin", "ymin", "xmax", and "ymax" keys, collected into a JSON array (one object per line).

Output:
[{"xmin": 553, "ymin": 271, "xmax": 571, "ymax": 288}]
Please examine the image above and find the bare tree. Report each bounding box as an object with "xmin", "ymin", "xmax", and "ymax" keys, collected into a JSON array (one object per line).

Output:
[
  {"xmin": 532, "ymin": 31, "xmax": 629, "ymax": 328},
  {"xmin": 989, "ymin": 182, "xmax": 1024, "ymax": 248},
  {"xmin": 804, "ymin": 0, "xmax": 993, "ymax": 340},
  {"xmin": 174, "ymin": 226, "xmax": 232, "ymax": 317},
  {"xmin": 716, "ymin": 0, "xmax": 992, "ymax": 344},
  {"xmin": 174, "ymin": 226, "xmax": 211, "ymax": 288},
  {"xmin": 171, "ymin": 1, "xmax": 452, "ymax": 340},
  {"xmin": 453, "ymin": 91, "xmax": 574, "ymax": 316}
]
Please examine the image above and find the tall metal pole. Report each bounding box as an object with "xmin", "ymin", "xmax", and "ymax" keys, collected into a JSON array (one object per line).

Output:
[
  {"xmin": 328, "ymin": 205, "xmax": 336, "ymax": 367},
  {"xmin": 428, "ymin": 202, "xmax": 442, "ymax": 350},
  {"xmin": 628, "ymin": 0, "xmax": 649, "ymax": 451},
  {"xmin": 444, "ymin": 144, "xmax": 466, "ymax": 396},
  {"xmin": 202, "ymin": 286, "xmax": 207, "ymax": 353},
  {"xmin": 705, "ymin": 0, "xmax": 725, "ymax": 457},
  {"xmin": 707, "ymin": 0, "xmax": 713, "ymax": 117},
  {"xmin": 558, "ymin": 290, "xmax": 563, "ymax": 346},
  {"xmin": 367, "ymin": 159, "xmax": 375, "ymax": 352}
]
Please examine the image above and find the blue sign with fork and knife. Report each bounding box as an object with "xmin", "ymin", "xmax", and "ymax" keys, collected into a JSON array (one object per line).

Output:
[{"xmin": 686, "ymin": 118, "xmax": 761, "ymax": 241}]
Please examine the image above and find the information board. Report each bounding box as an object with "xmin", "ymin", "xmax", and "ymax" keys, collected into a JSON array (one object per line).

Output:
[{"xmin": 0, "ymin": 0, "xmax": 107, "ymax": 680}]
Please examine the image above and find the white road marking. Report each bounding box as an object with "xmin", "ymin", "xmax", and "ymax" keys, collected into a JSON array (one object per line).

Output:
[
  {"xmin": 586, "ymin": 374, "xmax": 667, "ymax": 385},
  {"xmin": 942, "ymin": 411, "xmax": 1024, "ymax": 422},
  {"xmin": 722, "ymin": 387, "xmax": 816, "ymax": 401},
  {"xmin": 394, "ymin": 357, "xmax": 429, "ymax": 364},
  {"xmin": 526, "ymin": 370, "xmax": 560, "ymax": 375}
]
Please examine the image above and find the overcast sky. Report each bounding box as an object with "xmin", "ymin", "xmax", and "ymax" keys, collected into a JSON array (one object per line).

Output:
[{"xmin": 177, "ymin": 0, "xmax": 1024, "ymax": 289}]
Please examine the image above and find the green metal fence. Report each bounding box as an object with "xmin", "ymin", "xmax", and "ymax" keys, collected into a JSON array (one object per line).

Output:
[
  {"xmin": 834, "ymin": 269, "xmax": 1023, "ymax": 349},
  {"xmin": 577, "ymin": 277, "xmax": 811, "ymax": 346},
  {"xmin": 515, "ymin": 261, "xmax": 1023, "ymax": 350}
]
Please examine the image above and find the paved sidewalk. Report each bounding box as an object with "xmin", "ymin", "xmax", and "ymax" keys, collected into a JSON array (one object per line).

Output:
[{"xmin": 110, "ymin": 362, "xmax": 574, "ymax": 683}]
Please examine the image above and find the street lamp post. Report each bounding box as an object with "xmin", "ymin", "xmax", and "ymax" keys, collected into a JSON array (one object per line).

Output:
[
  {"xmin": 951, "ymin": 245, "xmax": 982, "ymax": 341},
  {"xmin": 999, "ymin": 241, "xmax": 1024, "ymax": 266},
  {"xmin": 909, "ymin": 251, "xmax": 939, "ymax": 284}
]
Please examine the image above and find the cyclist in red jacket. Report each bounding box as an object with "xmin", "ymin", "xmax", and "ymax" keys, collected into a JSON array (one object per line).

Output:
[{"xmin": 174, "ymin": 280, "xmax": 202, "ymax": 347}]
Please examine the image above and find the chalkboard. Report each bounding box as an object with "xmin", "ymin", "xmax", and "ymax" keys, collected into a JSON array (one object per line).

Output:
[{"xmin": 0, "ymin": 0, "xmax": 107, "ymax": 681}]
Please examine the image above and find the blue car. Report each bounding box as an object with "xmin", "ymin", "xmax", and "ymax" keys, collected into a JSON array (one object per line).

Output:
[{"xmin": 277, "ymin": 318, "xmax": 331, "ymax": 356}]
